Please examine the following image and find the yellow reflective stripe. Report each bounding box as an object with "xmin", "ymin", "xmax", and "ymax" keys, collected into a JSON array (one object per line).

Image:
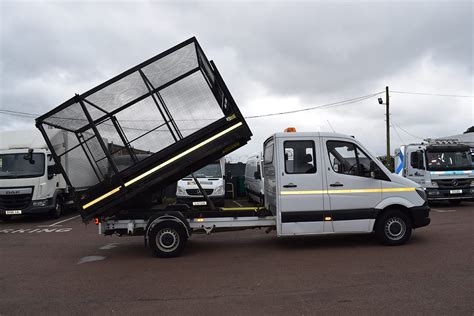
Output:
[
  {"xmin": 124, "ymin": 122, "xmax": 243, "ymax": 187},
  {"xmin": 82, "ymin": 186, "xmax": 121, "ymax": 210},
  {"xmin": 281, "ymin": 188, "xmax": 417, "ymax": 195}
]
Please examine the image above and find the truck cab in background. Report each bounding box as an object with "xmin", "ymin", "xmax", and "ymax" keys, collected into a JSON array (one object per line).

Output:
[
  {"xmin": 245, "ymin": 152, "xmax": 264, "ymax": 204},
  {"xmin": 176, "ymin": 158, "xmax": 226, "ymax": 207},
  {"xmin": 0, "ymin": 130, "xmax": 65, "ymax": 220},
  {"xmin": 395, "ymin": 139, "xmax": 474, "ymax": 204}
]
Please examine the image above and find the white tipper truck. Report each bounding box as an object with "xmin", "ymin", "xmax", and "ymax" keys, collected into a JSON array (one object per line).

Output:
[
  {"xmin": 35, "ymin": 37, "xmax": 430, "ymax": 258},
  {"xmin": 0, "ymin": 129, "xmax": 97, "ymax": 220},
  {"xmin": 98, "ymin": 130, "xmax": 430, "ymax": 257},
  {"xmin": 395, "ymin": 139, "xmax": 474, "ymax": 205}
]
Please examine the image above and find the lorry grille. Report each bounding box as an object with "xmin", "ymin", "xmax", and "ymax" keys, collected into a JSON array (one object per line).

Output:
[
  {"xmin": 435, "ymin": 178, "xmax": 471, "ymax": 189},
  {"xmin": 0, "ymin": 194, "xmax": 32, "ymax": 210},
  {"xmin": 186, "ymin": 189, "xmax": 213, "ymax": 196}
]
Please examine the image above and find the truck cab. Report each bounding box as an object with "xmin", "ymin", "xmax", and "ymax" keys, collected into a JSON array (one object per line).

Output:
[
  {"xmin": 176, "ymin": 158, "xmax": 226, "ymax": 207},
  {"xmin": 264, "ymin": 131, "xmax": 430, "ymax": 241},
  {"xmin": 0, "ymin": 131, "xmax": 63, "ymax": 220},
  {"xmin": 395, "ymin": 140, "xmax": 474, "ymax": 204}
]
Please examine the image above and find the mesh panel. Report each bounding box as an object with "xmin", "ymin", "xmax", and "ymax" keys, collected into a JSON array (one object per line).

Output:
[
  {"xmin": 161, "ymin": 71, "xmax": 223, "ymax": 138},
  {"xmin": 37, "ymin": 38, "xmax": 232, "ymax": 189}
]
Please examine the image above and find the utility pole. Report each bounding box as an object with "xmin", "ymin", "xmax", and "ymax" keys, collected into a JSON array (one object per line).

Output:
[{"xmin": 385, "ymin": 86, "xmax": 391, "ymax": 171}]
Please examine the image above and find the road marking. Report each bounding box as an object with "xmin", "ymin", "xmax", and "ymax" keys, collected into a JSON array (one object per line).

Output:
[
  {"xmin": 232, "ymin": 200, "xmax": 243, "ymax": 207},
  {"xmin": 48, "ymin": 215, "xmax": 80, "ymax": 227},
  {"xmin": 100, "ymin": 243, "xmax": 119, "ymax": 250},
  {"xmin": 432, "ymin": 208, "xmax": 456, "ymax": 213},
  {"xmin": 0, "ymin": 227, "xmax": 72, "ymax": 234},
  {"xmin": 77, "ymin": 256, "xmax": 106, "ymax": 264}
]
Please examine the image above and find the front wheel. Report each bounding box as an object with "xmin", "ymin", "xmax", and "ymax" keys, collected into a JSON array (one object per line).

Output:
[
  {"xmin": 375, "ymin": 210, "xmax": 412, "ymax": 246},
  {"xmin": 49, "ymin": 199, "xmax": 63, "ymax": 219},
  {"xmin": 148, "ymin": 222, "xmax": 187, "ymax": 258}
]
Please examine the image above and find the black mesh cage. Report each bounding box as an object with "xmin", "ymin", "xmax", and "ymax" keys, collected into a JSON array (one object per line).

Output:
[{"xmin": 36, "ymin": 37, "xmax": 251, "ymax": 221}]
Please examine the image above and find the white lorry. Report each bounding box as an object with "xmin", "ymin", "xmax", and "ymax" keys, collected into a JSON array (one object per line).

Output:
[
  {"xmin": 0, "ymin": 129, "xmax": 97, "ymax": 220},
  {"xmin": 245, "ymin": 151, "xmax": 264, "ymax": 204},
  {"xmin": 99, "ymin": 130, "xmax": 430, "ymax": 257},
  {"xmin": 35, "ymin": 37, "xmax": 430, "ymax": 258},
  {"xmin": 176, "ymin": 158, "xmax": 226, "ymax": 207},
  {"xmin": 395, "ymin": 139, "xmax": 474, "ymax": 205}
]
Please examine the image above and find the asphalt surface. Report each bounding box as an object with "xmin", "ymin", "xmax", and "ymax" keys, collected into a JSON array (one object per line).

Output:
[{"xmin": 0, "ymin": 202, "xmax": 473, "ymax": 315}]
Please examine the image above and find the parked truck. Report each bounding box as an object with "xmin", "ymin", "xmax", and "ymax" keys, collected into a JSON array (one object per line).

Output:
[
  {"xmin": 36, "ymin": 37, "xmax": 430, "ymax": 258},
  {"xmin": 395, "ymin": 139, "xmax": 474, "ymax": 205},
  {"xmin": 0, "ymin": 129, "xmax": 97, "ymax": 220}
]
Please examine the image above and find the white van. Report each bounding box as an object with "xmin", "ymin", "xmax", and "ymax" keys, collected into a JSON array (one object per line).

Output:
[
  {"xmin": 176, "ymin": 158, "xmax": 226, "ymax": 207},
  {"xmin": 245, "ymin": 152, "xmax": 264, "ymax": 204}
]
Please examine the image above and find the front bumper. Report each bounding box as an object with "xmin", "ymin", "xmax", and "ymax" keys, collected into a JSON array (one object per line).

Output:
[
  {"xmin": 0, "ymin": 200, "xmax": 54, "ymax": 216},
  {"xmin": 176, "ymin": 196, "xmax": 225, "ymax": 207},
  {"xmin": 426, "ymin": 187, "xmax": 474, "ymax": 201},
  {"xmin": 409, "ymin": 204, "xmax": 431, "ymax": 228}
]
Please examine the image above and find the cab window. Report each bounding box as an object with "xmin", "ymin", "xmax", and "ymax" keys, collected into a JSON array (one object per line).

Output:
[
  {"xmin": 327, "ymin": 141, "xmax": 373, "ymax": 178},
  {"xmin": 284, "ymin": 141, "xmax": 316, "ymax": 174}
]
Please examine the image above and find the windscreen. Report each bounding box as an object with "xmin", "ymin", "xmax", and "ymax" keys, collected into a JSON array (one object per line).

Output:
[
  {"xmin": 187, "ymin": 162, "xmax": 222, "ymax": 178},
  {"xmin": 426, "ymin": 150, "xmax": 473, "ymax": 171},
  {"xmin": 0, "ymin": 153, "xmax": 45, "ymax": 179}
]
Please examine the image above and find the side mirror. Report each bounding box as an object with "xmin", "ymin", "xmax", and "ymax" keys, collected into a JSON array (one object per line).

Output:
[
  {"xmin": 370, "ymin": 161, "xmax": 387, "ymax": 180},
  {"xmin": 23, "ymin": 149, "xmax": 35, "ymax": 164},
  {"xmin": 254, "ymin": 171, "xmax": 261, "ymax": 180},
  {"xmin": 47, "ymin": 164, "xmax": 61, "ymax": 179}
]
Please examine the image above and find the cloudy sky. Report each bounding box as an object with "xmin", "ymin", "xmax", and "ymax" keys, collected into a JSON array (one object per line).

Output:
[{"xmin": 1, "ymin": 0, "xmax": 472, "ymax": 162}]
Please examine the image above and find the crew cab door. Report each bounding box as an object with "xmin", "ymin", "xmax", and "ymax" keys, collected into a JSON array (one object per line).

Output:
[
  {"xmin": 323, "ymin": 139, "xmax": 382, "ymax": 232},
  {"xmin": 277, "ymin": 136, "xmax": 328, "ymax": 235}
]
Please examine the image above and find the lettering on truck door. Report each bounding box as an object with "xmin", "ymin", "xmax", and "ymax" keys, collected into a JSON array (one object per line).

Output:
[
  {"xmin": 278, "ymin": 137, "xmax": 328, "ymax": 235},
  {"xmin": 324, "ymin": 139, "xmax": 382, "ymax": 233}
]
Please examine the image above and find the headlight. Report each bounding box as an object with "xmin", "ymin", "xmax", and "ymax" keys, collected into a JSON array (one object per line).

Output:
[
  {"xmin": 32, "ymin": 199, "xmax": 49, "ymax": 207},
  {"xmin": 415, "ymin": 187, "xmax": 427, "ymax": 202},
  {"xmin": 214, "ymin": 185, "xmax": 224, "ymax": 196},
  {"xmin": 176, "ymin": 186, "xmax": 186, "ymax": 195}
]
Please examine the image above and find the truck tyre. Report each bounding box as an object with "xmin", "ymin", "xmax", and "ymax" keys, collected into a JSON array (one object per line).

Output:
[
  {"xmin": 375, "ymin": 210, "xmax": 412, "ymax": 246},
  {"xmin": 448, "ymin": 200, "xmax": 461, "ymax": 206},
  {"xmin": 148, "ymin": 222, "xmax": 187, "ymax": 258},
  {"xmin": 49, "ymin": 199, "xmax": 63, "ymax": 219}
]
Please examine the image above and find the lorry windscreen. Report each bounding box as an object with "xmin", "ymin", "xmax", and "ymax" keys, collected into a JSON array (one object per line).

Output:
[
  {"xmin": 187, "ymin": 163, "xmax": 222, "ymax": 178},
  {"xmin": 0, "ymin": 153, "xmax": 45, "ymax": 178},
  {"xmin": 425, "ymin": 150, "xmax": 473, "ymax": 171}
]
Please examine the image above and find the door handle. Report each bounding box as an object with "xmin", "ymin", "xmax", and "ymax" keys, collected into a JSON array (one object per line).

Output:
[
  {"xmin": 283, "ymin": 183, "xmax": 297, "ymax": 188},
  {"xmin": 329, "ymin": 182, "xmax": 344, "ymax": 187}
]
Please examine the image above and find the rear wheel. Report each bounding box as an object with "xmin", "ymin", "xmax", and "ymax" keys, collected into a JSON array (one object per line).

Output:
[
  {"xmin": 375, "ymin": 210, "xmax": 412, "ymax": 246},
  {"xmin": 148, "ymin": 222, "xmax": 187, "ymax": 258}
]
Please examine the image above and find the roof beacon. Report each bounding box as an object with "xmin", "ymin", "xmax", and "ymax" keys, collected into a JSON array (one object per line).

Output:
[{"xmin": 284, "ymin": 127, "xmax": 297, "ymax": 133}]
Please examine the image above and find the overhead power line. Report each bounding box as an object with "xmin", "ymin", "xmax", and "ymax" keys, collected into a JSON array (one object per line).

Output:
[
  {"xmin": 0, "ymin": 91, "xmax": 385, "ymax": 122},
  {"xmin": 391, "ymin": 91, "xmax": 474, "ymax": 98},
  {"xmin": 391, "ymin": 120, "xmax": 424, "ymax": 140},
  {"xmin": 245, "ymin": 92, "xmax": 384, "ymax": 119}
]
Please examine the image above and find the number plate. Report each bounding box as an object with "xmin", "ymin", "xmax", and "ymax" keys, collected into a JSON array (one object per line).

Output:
[
  {"xmin": 5, "ymin": 210, "xmax": 22, "ymax": 215},
  {"xmin": 450, "ymin": 189, "xmax": 462, "ymax": 194},
  {"xmin": 192, "ymin": 201, "xmax": 207, "ymax": 206}
]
